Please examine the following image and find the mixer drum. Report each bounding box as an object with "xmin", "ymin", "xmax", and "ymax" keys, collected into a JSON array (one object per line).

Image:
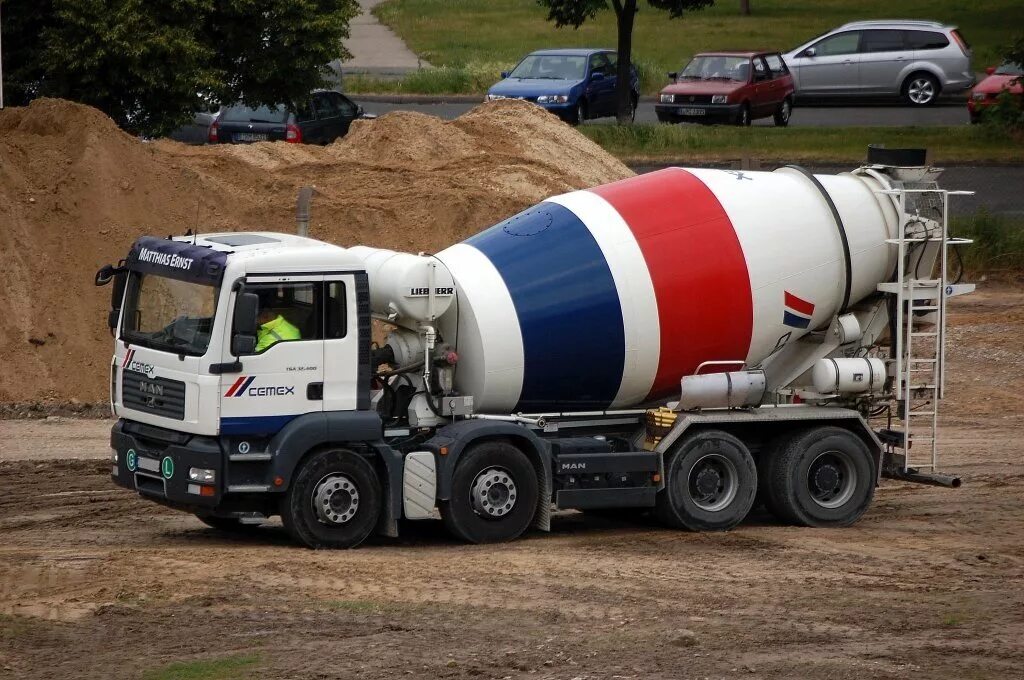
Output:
[{"xmin": 434, "ymin": 167, "xmax": 898, "ymax": 413}]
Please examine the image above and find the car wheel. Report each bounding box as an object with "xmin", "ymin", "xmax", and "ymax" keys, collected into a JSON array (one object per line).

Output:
[
  {"xmin": 655, "ymin": 430, "xmax": 757, "ymax": 531},
  {"xmin": 280, "ymin": 449, "xmax": 382, "ymax": 549},
  {"xmin": 763, "ymin": 426, "xmax": 876, "ymax": 527},
  {"xmin": 773, "ymin": 97, "xmax": 793, "ymax": 127},
  {"xmin": 903, "ymin": 73, "xmax": 940, "ymax": 106},
  {"xmin": 735, "ymin": 102, "xmax": 751, "ymax": 126},
  {"xmin": 573, "ymin": 100, "xmax": 588, "ymax": 126},
  {"xmin": 440, "ymin": 441, "xmax": 539, "ymax": 543}
]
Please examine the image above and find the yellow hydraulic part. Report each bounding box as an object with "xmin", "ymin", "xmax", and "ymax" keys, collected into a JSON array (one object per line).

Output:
[{"xmin": 644, "ymin": 407, "xmax": 678, "ymax": 451}]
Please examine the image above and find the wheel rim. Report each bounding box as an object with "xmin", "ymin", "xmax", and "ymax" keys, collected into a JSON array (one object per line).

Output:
[
  {"xmin": 687, "ymin": 454, "xmax": 739, "ymax": 512},
  {"xmin": 313, "ymin": 473, "xmax": 360, "ymax": 525},
  {"xmin": 577, "ymin": 104, "xmax": 584, "ymax": 122},
  {"xmin": 807, "ymin": 450, "xmax": 857, "ymax": 509},
  {"xmin": 741, "ymin": 107, "xmax": 749, "ymax": 125},
  {"xmin": 780, "ymin": 100, "xmax": 791, "ymax": 121},
  {"xmin": 908, "ymin": 79, "xmax": 935, "ymax": 104},
  {"xmin": 470, "ymin": 466, "xmax": 517, "ymax": 519}
]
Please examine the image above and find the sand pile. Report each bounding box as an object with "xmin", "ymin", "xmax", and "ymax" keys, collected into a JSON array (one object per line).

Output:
[{"xmin": 0, "ymin": 98, "xmax": 633, "ymax": 403}]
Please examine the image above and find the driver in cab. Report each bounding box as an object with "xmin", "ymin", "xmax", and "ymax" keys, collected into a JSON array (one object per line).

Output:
[{"xmin": 256, "ymin": 303, "xmax": 301, "ymax": 352}]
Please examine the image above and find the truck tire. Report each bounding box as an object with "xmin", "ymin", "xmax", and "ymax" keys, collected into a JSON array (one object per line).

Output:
[
  {"xmin": 764, "ymin": 426, "xmax": 876, "ymax": 527},
  {"xmin": 655, "ymin": 430, "xmax": 757, "ymax": 531},
  {"xmin": 280, "ymin": 449, "xmax": 382, "ymax": 549},
  {"xmin": 440, "ymin": 441, "xmax": 539, "ymax": 543}
]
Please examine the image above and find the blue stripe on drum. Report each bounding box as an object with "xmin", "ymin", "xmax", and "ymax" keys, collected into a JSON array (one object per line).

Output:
[
  {"xmin": 783, "ymin": 311, "xmax": 811, "ymax": 329},
  {"xmin": 465, "ymin": 201, "xmax": 625, "ymax": 411}
]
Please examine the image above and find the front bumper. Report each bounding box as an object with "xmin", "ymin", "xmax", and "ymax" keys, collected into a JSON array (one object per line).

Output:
[
  {"xmin": 111, "ymin": 419, "xmax": 224, "ymax": 511},
  {"xmin": 655, "ymin": 103, "xmax": 740, "ymax": 123}
]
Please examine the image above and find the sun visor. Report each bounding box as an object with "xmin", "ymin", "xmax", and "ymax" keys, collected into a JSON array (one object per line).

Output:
[{"xmin": 126, "ymin": 236, "xmax": 227, "ymax": 286}]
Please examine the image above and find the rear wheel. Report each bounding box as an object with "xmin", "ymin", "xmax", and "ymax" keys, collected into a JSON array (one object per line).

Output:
[
  {"xmin": 441, "ymin": 441, "xmax": 539, "ymax": 543},
  {"xmin": 903, "ymin": 73, "xmax": 940, "ymax": 106},
  {"xmin": 280, "ymin": 449, "xmax": 382, "ymax": 549},
  {"xmin": 655, "ymin": 430, "xmax": 757, "ymax": 531},
  {"xmin": 773, "ymin": 97, "xmax": 793, "ymax": 127},
  {"xmin": 764, "ymin": 426, "xmax": 876, "ymax": 527}
]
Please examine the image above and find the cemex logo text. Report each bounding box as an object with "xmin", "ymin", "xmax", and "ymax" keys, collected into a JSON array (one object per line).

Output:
[
  {"xmin": 121, "ymin": 349, "xmax": 154, "ymax": 376},
  {"xmin": 224, "ymin": 376, "xmax": 295, "ymax": 398}
]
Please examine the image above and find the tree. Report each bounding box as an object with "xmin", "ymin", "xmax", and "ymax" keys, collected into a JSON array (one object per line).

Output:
[
  {"xmin": 739, "ymin": 0, "xmax": 750, "ymax": 16},
  {"xmin": 0, "ymin": 0, "xmax": 358, "ymax": 135},
  {"xmin": 538, "ymin": 0, "xmax": 714, "ymax": 124}
]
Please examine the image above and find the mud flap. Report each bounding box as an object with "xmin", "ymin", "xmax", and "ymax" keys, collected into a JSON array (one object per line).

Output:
[{"xmin": 532, "ymin": 454, "xmax": 551, "ymax": 532}]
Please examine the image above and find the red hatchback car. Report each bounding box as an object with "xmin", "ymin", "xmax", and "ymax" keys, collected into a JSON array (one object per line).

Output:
[
  {"xmin": 656, "ymin": 51, "xmax": 796, "ymax": 126},
  {"xmin": 968, "ymin": 61, "xmax": 1023, "ymax": 124}
]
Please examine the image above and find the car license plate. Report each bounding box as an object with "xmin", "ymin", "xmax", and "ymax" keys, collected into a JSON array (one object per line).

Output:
[
  {"xmin": 234, "ymin": 132, "xmax": 268, "ymax": 142},
  {"xmin": 680, "ymin": 108, "xmax": 705, "ymax": 116}
]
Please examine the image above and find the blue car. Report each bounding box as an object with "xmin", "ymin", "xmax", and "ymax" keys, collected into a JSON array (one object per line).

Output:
[{"xmin": 486, "ymin": 48, "xmax": 640, "ymax": 124}]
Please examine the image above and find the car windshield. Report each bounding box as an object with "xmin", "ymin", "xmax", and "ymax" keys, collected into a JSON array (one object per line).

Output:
[
  {"xmin": 221, "ymin": 104, "xmax": 288, "ymax": 123},
  {"xmin": 994, "ymin": 62, "xmax": 1023, "ymax": 76},
  {"xmin": 122, "ymin": 273, "xmax": 219, "ymax": 356},
  {"xmin": 678, "ymin": 56, "xmax": 751, "ymax": 82},
  {"xmin": 508, "ymin": 54, "xmax": 587, "ymax": 80}
]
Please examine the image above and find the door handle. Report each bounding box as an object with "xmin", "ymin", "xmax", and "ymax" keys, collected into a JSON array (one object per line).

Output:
[{"xmin": 307, "ymin": 382, "xmax": 323, "ymax": 400}]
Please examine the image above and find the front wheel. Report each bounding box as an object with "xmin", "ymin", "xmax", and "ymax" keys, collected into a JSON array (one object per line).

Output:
[
  {"xmin": 773, "ymin": 97, "xmax": 793, "ymax": 127},
  {"xmin": 735, "ymin": 102, "xmax": 751, "ymax": 126},
  {"xmin": 572, "ymin": 100, "xmax": 587, "ymax": 126},
  {"xmin": 280, "ymin": 449, "xmax": 382, "ymax": 549},
  {"xmin": 655, "ymin": 430, "xmax": 757, "ymax": 531},
  {"xmin": 440, "ymin": 441, "xmax": 539, "ymax": 543},
  {"xmin": 763, "ymin": 426, "xmax": 876, "ymax": 527}
]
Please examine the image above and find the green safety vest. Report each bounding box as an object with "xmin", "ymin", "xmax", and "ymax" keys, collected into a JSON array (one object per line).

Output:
[{"xmin": 255, "ymin": 315, "xmax": 301, "ymax": 352}]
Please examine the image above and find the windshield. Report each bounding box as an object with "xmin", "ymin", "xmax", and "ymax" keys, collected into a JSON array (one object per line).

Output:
[
  {"xmin": 508, "ymin": 54, "xmax": 587, "ymax": 80},
  {"xmin": 995, "ymin": 62, "xmax": 1023, "ymax": 76},
  {"xmin": 122, "ymin": 273, "xmax": 219, "ymax": 356},
  {"xmin": 221, "ymin": 103, "xmax": 288, "ymax": 123},
  {"xmin": 678, "ymin": 56, "xmax": 751, "ymax": 82}
]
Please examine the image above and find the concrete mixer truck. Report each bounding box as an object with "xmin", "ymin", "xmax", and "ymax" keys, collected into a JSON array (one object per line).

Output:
[{"xmin": 96, "ymin": 147, "xmax": 974, "ymax": 548}]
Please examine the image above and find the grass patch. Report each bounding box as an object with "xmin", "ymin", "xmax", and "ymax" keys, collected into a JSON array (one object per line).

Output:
[
  {"xmin": 580, "ymin": 123, "xmax": 1024, "ymax": 163},
  {"xmin": 141, "ymin": 654, "xmax": 260, "ymax": 680},
  {"xmin": 373, "ymin": 0, "xmax": 1023, "ymax": 95},
  {"xmin": 952, "ymin": 210, "xmax": 1024, "ymax": 273},
  {"xmin": 346, "ymin": 63, "xmax": 502, "ymax": 95}
]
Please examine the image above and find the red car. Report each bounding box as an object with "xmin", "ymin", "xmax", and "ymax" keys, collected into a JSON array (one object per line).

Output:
[
  {"xmin": 968, "ymin": 62, "xmax": 1023, "ymax": 124},
  {"xmin": 656, "ymin": 51, "xmax": 796, "ymax": 126}
]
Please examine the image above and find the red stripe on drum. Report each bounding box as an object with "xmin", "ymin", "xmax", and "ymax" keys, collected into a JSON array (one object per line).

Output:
[{"xmin": 590, "ymin": 168, "xmax": 754, "ymax": 400}]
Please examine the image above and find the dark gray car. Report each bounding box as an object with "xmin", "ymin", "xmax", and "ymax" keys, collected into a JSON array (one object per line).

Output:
[
  {"xmin": 209, "ymin": 90, "xmax": 366, "ymax": 145},
  {"xmin": 784, "ymin": 20, "xmax": 975, "ymax": 105}
]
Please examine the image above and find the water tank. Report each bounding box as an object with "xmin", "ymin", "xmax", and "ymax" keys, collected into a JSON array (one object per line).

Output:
[{"xmin": 426, "ymin": 167, "xmax": 900, "ymax": 412}]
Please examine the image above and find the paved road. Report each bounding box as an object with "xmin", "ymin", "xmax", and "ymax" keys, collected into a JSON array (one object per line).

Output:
[
  {"xmin": 355, "ymin": 99, "xmax": 970, "ymax": 127},
  {"xmin": 341, "ymin": 0, "xmax": 427, "ymax": 73}
]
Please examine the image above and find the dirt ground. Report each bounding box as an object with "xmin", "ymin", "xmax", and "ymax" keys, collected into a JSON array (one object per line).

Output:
[{"xmin": 1, "ymin": 287, "xmax": 1022, "ymax": 679}]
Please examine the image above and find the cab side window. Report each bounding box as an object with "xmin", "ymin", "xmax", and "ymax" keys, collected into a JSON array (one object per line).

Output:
[
  {"xmin": 331, "ymin": 92, "xmax": 358, "ymax": 118},
  {"xmin": 765, "ymin": 54, "xmax": 789, "ymax": 76},
  {"xmin": 312, "ymin": 94, "xmax": 340, "ymax": 120},
  {"xmin": 753, "ymin": 57, "xmax": 770, "ymax": 80},
  {"xmin": 861, "ymin": 29, "xmax": 906, "ymax": 53},
  {"xmin": 589, "ymin": 53, "xmax": 613, "ymax": 77},
  {"xmin": 247, "ymin": 282, "xmax": 322, "ymax": 353},
  {"xmin": 325, "ymin": 282, "xmax": 348, "ymax": 339}
]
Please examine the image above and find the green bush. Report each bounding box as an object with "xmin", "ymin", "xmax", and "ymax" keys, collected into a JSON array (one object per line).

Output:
[{"xmin": 952, "ymin": 210, "xmax": 1024, "ymax": 273}]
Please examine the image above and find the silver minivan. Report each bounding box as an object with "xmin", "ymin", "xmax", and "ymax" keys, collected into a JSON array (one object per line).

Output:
[{"xmin": 784, "ymin": 20, "xmax": 974, "ymax": 105}]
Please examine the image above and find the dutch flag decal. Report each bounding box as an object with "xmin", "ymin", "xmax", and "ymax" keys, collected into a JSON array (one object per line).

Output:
[
  {"xmin": 224, "ymin": 376, "xmax": 256, "ymax": 397},
  {"xmin": 783, "ymin": 291, "xmax": 815, "ymax": 329}
]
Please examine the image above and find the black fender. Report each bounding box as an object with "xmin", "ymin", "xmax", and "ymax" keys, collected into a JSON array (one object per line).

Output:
[
  {"xmin": 425, "ymin": 419, "xmax": 552, "ymax": 531},
  {"xmin": 265, "ymin": 411, "xmax": 402, "ymax": 535}
]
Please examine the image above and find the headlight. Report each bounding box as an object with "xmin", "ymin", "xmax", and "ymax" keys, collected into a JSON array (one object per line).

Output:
[
  {"xmin": 189, "ymin": 467, "xmax": 216, "ymax": 483},
  {"xmin": 711, "ymin": 95, "xmax": 728, "ymax": 104},
  {"xmin": 111, "ymin": 448, "xmax": 118, "ymax": 463},
  {"xmin": 486, "ymin": 94, "xmax": 506, "ymax": 101},
  {"xmin": 660, "ymin": 93, "xmax": 673, "ymax": 103},
  {"xmin": 536, "ymin": 95, "xmax": 569, "ymax": 104}
]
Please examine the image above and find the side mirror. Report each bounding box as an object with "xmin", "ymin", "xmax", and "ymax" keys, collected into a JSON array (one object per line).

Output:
[
  {"xmin": 590, "ymin": 71, "xmax": 605, "ymax": 81},
  {"xmin": 356, "ymin": 105, "xmax": 364, "ymax": 116},
  {"xmin": 803, "ymin": 47, "xmax": 816, "ymax": 58},
  {"xmin": 500, "ymin": 71, "xmax": 510, "ymax": 79},
  {"xmin": 231, "ymin": 291, "xmax": 259, "ymax": 355},
  {"xmin": 985, "ymin": 66, "xmax": 996, "ymax": 76},
  {"xmin": 667, "ymin": 71, "xmax": 678, "ymax": 81},
  {"xmin": 95, "ymin": 264, "xmax": 127, "ymax": 331}
]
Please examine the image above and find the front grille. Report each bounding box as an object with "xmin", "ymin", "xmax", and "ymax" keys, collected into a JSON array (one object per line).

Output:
[
  {"xmin": 668, "ymin": 94, "xmax": 713, "ymax": 104},
  {"xmin": 122, "ymin": 370, "xmax": 186, "ymax": 420}
]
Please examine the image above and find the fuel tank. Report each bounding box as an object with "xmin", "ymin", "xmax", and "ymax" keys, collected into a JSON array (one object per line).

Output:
[{"xmin": 430, "ymin": 167, "xmax": 900, "ymax": 413}]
